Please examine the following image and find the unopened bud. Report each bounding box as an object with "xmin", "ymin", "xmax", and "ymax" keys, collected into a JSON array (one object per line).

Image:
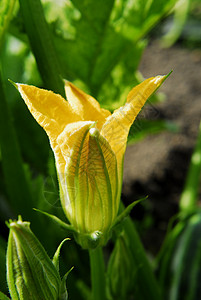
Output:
[{"xmin": 6, "ymin": 216, "xmax": 61, "ymax": 300}]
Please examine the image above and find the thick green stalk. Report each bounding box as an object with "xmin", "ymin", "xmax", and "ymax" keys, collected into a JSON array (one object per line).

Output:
[
  {"xmin": 18, "ymin": 0, "xmax": 65, "ymax": 97},
  {"xmin": 120, "ymin": 202, "xmax": 161, "ymax": 300},
  {"xmin": 179, "ymin": 121, "xmax": 201, "ymax": 212},
  {"xmin": 89, "ymin": 247, "xmax": 106, "ymax": 300}
]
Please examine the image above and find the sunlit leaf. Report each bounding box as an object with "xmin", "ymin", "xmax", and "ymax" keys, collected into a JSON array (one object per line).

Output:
[
  {"xmin": 10, "ymin": 0, "xmax": 178, "ymax": 108},
  {"xmin": 0, "ymin": 0, "xmax": 16, "ymax": 48},
  {"xmin": 161, "ymin": 0, "xmax": 191, "ymax": 47}
]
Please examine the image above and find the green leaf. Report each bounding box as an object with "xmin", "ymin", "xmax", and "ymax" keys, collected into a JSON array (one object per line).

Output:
[
  {"xmin": 158, "ymin": 122, "xmax": 201, "ymax": 297},
  {"xmin": 144, "ymin": 0, "xmax": 178, "ymax": 29},
  {"xmin": 119, "ymin": 201, "xmax": 162, "ymax": 300},
  {"xmin": 76, "ymin": 280, "xmax": 91, "ymax": 300},
  {"xmin": 10, "ymin": 0, "xmax": 177, "ymax": 109},
  {"xmin": 185, "ymin": 239, "xmax": 201, "ymax": 300},
  {"xmin": 0, "ymin": 291, "xmax": 10, "ymax": 300},
  {"xmin": 180, "ymin": 121, "xmax": 201, "ymax": 212},
  {"xmin": 0, "ymin": 0, "xmax": 16, "ymax": 49},
  {"xmin": 157, "ymin": 215, "xmax": 188, "ymax": 296},
  {"xmin": 98, "ymin": 42, "xmax": 147, "ymax": 110},
  {"xmin": 108, "ymin": 0, "xmax": 178, "ymax": 42},
  {"xmin": 0, "ymin": 236, "xmax": 7, "ymax": 294},
  {"xmin": 161, "ymin": 0, "xmax": 191, "ymax": 47},
  {"xmin": 165, "ymin": 213, "xmax": 201, "ymax": 300},
  {"xmin": 156, "ymin": 215, "xmax": 187, "ymax": 291},
  {"xmin": 52, "ymin": 0, "xmax": 177, "ymax": 94}
]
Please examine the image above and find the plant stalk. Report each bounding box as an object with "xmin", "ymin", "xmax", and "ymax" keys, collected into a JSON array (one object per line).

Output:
[
  {"xmin": 18, "ymin": 0, "xmax": 65, "ymax": 97},
  {"xmin": 89, "ymin": 247, "xmax": 106, "ymax": 300}
]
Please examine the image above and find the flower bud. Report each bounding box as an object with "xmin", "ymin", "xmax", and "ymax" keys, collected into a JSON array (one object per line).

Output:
[
  {"xmin": 6, "ymin": 217, "xmax": 61, "ymax": 300},
  {"xmin": 107, "ymin": 234, "xmax": 136, "ymax": 300},
  {"xmin": 15, "ymin": 74, "xmax": 168, "ymax": 249}
]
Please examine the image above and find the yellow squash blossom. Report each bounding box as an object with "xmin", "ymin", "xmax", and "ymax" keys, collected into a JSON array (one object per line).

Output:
[{"xmin": 16, "ymin": 75, "xmax": 167, "ymax": 248}]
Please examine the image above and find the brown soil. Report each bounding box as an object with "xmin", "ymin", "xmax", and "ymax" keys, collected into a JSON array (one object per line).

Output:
[{"xmin": 122, "ymin": 40, "xmax": 201, "ymax": 254}]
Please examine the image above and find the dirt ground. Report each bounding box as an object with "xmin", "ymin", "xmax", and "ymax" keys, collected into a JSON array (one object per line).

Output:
[{"xmin": 122, "ymin": 40, "xmax": 201, "ymax": 254}]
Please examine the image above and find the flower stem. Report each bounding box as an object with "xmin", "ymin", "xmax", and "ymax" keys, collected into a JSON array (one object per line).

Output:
[
  {"xmin": 89, "ymin": 247, "xmax": 106, "ymax": 300},
  {"xmin": 18, "ymin": 0, "xmax": 65, "ymax": 98}
]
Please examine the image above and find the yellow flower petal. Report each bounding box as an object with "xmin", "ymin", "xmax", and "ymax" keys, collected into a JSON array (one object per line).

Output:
[
  {"xmin": 64, "ymin": 81, "xmax": 111, "ymax": 128},
  {"xmin": 101, "ymin": 75, "xmax": 166, "ymax": 181},
  {"xmin": 17, "ymin": 83, "xmax": 80, "ymax": 141}
]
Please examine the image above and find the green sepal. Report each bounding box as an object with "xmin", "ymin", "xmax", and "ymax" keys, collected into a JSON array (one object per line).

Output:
[
  {"xmin": 33, "ymin": 208, "xmax": 76, "ymax": 233},
  {"xmin": 52, "ymin": 239, "xmax": 73, "ymax": 300},
  {"xmin": 59, "ymin": 267, "xmax": 74, "ymax": 300},
  {"xmin": 0, "ymin": 291, "xmax": 10, "ymax": 300},
  {"xmin": 52, "ymin": 238, "xmax": 70, "ymax": 272},
  {"xmin": 111, "ymin": 197, "xmax": 147, "ymax": 231}
]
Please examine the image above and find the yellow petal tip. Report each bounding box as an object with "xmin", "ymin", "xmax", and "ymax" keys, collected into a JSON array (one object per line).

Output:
[{"xmin": 157, "ymin": 71, "xmax": 172, "ymax": 83}]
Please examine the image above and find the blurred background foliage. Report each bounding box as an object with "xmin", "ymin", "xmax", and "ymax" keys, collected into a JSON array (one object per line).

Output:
[{"xmin": 0, "ymin": 0, "xmax": 201, "ymax": 299}]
